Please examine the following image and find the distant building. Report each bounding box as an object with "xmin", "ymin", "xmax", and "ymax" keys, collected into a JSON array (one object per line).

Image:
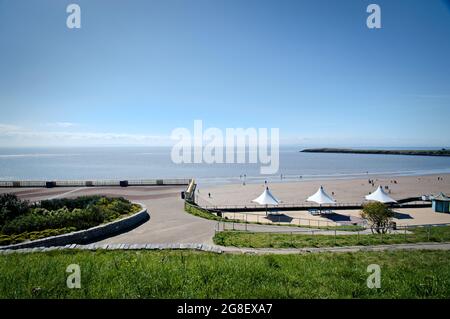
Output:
[{"xmin": 432, "ymin": 193, "xmax": 450, "ymax": 213}]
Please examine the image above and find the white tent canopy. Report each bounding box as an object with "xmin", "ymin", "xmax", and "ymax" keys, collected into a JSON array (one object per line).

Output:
[
  {"xmin": 365, "ymin": 186, "xmax": 397, "ymax": 203},
  {"xmin": 252, "ymin": 187, "xmax": 280, "ymax": 206},
  {"xmin": 307, "ymin": 186, "xmax": 335, "ymax": 205}
]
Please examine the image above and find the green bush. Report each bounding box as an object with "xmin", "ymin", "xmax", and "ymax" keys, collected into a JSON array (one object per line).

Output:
[
  {"xmin": 361, "ymin": 202, "xmax": 395, "ymax": 234},
  {"xmin": 0, "ymin": 194, "xmax": 141, "ymax": 242},
  {"xmin": 38, "ymin": 196, "xmax": 102, "ymax": 211},
  {"xmin": 0, "ymin": 227, "xmax": 76, "ymax": 246},
  {"xmin": 0, "ymin": 193, "xmax": 30, "ymax": 225}
]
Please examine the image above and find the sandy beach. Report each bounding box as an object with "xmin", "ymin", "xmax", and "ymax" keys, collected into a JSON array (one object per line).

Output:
[
  {"xmin": 1, "ymin": 173, "xmax": 449, "ymax": 233},
  {"xmin": 196, "ymin": 173, "xmax": 450, "ymax": 227},
  {"xmin": 197, "ymin": 174, "xmax": 450, "ymax": 206}
]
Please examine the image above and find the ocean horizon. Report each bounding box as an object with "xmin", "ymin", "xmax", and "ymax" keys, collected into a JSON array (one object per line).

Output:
[{"xmin": 1, "ymin": 146, "xmax": 449, "ymax": 185}]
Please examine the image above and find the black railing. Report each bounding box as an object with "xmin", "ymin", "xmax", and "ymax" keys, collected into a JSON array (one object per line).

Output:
[{"xmin": 0, "ymin": 178, "xmax": 191, "ymax": 188}]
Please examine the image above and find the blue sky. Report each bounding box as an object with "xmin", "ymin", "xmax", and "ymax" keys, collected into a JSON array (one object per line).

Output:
[{"xmin": 0, "ymin": 0, "xmax": 449, "ymax": 147}]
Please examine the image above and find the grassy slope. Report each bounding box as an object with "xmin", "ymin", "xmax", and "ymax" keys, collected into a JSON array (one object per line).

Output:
[
  {"xmin": 0, "ymin": 250, "xmax": 449, "ymax": 298},
  {"xmin": 213, "ymin": 226, "xmax": 450, "ymax": 248}
]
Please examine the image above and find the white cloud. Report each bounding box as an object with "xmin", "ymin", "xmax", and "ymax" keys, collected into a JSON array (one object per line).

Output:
[
  {"xmin": 46, "ymin": 122, "xmax": 78, "ymax": 128},
  {"xmin": 0, "ymin": 124, "xmax": 22, "ymax": 133},
  {"xmin": 54, "ymin": 122, "xmax": 77, "ymax": 128},
  {"xmin": 0, "ymin": 124, "xmax": 173, "ymax": 147}
]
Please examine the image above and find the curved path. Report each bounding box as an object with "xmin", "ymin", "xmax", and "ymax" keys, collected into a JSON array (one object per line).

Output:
[
  {"xmin": 0, "ymin": 186, "xmax": 406, "ymax": 245},
  {"xmin": 1, "ymin": 186, "xmax": 217, "ymax": 244}
]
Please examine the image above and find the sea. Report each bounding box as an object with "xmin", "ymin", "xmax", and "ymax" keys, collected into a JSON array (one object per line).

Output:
[{"xmin": 1, "ymin": 146, "xmax": 450, "ymax": 186}]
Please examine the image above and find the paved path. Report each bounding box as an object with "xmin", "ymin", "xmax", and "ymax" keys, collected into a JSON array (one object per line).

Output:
[
  {"xmin": 97, "ymin": 197, "xmax": 217, "ymax": 245},
  {"xmin": 2, "ymin": 186, "xmax": 217, "ymax": 245},
  {"xmin": 2, "ymin": 242, "xmax": 450, "ymax": 255},
  {"xmin": 0, "ymin": 187, "xmax": 410, "ymax": 245}
]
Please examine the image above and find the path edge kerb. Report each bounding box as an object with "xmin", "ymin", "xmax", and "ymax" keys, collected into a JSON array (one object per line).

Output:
[
  {"xmin": 1, "ymin": 242, "xmax": 450, "ymax": 256},
  {"xmin": 0, "ymin": 203, "xmax": 149, "ymax": 250}
]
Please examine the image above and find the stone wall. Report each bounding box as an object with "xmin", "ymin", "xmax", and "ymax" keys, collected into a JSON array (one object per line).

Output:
[{"xmin": 0, "ymin": 205, "xmax": 149, "ymax": 250}]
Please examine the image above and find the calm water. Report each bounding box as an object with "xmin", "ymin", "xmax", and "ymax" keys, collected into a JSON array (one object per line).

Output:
[{"xmin": 1, "ymin": 147, "xmax": 450, "ymax": 185}]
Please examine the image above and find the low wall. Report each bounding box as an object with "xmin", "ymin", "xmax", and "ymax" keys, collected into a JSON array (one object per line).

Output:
[
  {"xmin": 0, "ymin": 179, "xmax": 191, "ymax": 188},
  {"xmin": 0, "ymin": 205, "xmax": 149, "ymax": 250}
]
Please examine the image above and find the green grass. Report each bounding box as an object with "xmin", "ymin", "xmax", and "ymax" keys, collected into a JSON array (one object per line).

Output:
[
  {"xmin": 184, "ymin": 201, "xmax": 226, "ymax": 222},
  {"xmin": 0, "ymin": 250, "xmax": 449, "ymax": 298},
  {"xmin": 249, "ymin": 222, "xmax": 365, "ymax": 231},
  {"xmin": 213, "ymin": 226, "xmax": 450, "ymax": 248}
]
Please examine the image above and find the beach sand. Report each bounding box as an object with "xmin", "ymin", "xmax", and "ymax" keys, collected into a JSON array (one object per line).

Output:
[{"xmin": 197, "ymin": 174, "xmax": 450, "ymax": 227}]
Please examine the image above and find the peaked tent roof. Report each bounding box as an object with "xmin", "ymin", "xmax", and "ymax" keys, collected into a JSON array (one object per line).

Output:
[
  {"xmin": 252, "ymin": 187, "xmax": 280, "ymax": 206},
  {"xmin": 365, "ymin": 186, "xmax": 397, "ymax": 203},
  {"xmin": 433, "ymin": 193, "xmax": 450, "ymax": 202},
  {"xmin": 307, "ymin": 186, "xmax": 335, "ymax": 204}
]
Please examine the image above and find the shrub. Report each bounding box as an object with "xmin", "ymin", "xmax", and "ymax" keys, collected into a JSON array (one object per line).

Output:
[
  {"xmin": 361, "ymin": 202, "xmax": 394, "ymax": 234},
  {"xmin": 0, "ymin": 193, "xmax": 30, "ymax": 225},
  {"xmin": 0, "ymin": 194, "xmax": 140, "ymax": 240},
  {"xmin": 38, "ymin": 196, "xmax": 102, "ymax": 211},
  {"xmin": 0, "ymin": 227, "xmax": 76, "ymax": 246}
]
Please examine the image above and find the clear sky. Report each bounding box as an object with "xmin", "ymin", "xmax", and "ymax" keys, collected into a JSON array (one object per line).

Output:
[{"xmin": 0, "ymin": 0, "xmax": 449, "ymax": 147}]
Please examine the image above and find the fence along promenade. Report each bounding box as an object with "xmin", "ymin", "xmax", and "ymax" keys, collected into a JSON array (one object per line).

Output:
[
  {"xmin": 201, "ymin": 200, "xmax": 431, "ymax": 212},
  {"xmin": 0, "ymin": 178, "xmax": 191, "ymax": 188}
]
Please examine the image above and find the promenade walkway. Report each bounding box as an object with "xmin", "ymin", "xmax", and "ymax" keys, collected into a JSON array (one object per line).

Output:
[{"xmin": 1, "ymin": 186, "xmax": 217, "ymax": 245}]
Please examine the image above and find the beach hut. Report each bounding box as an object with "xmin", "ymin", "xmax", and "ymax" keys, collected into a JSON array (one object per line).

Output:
[
  {"xmin": 432, "ymin": 193, "xmax": 450, "ymax": 213},
  {"xmin": 307, "ymin": 186, "xmax": 335, "ymax": 214},
  {"xmin": 252, "ymin": 187, "xmax": 280, "ymax": 216},
  {"xmin": 365, "ymin": 186, "xmax": 397, "ymax": 204}
]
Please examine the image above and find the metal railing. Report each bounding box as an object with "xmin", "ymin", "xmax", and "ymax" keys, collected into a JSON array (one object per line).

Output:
[
  {"xmin": 202, "ymin": 200, "xmax": 431, "ymax": 211},
  {"xmin": 0, "ymin": 178, "xmax": 191, "ymax": 188},
  {"xmin": 215, "ymin": 222, "xmax": 450, "ymax": 246},
  {"xmin": 203, "ymin": 202, "xmax": 363, "ymax": 209},
  {"xmin": 212, "ymin": 210, "xmax": 345, "ymax": 228}
]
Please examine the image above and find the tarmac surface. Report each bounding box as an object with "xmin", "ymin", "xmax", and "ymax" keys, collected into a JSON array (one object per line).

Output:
[{"xmin": 0, "ymin": 186, "xmax": 217, "ymax": 245}]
